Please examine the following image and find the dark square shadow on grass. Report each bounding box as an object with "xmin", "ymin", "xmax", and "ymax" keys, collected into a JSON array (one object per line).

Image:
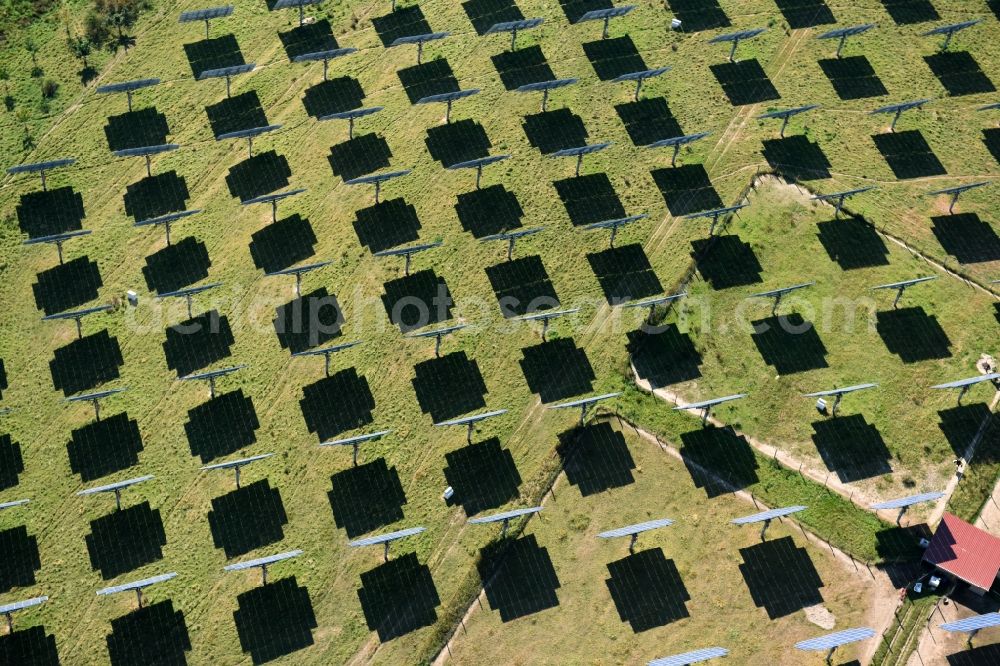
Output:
[
  {"xmin": 938, "ymin": 403, "xmax": 993, "ymax": 458},
  {"xmin": 381, "ymin": 270, "xmax": 454, "ymax": 332},
  {"xmin": 761, "ymin": 135, "xmax": 831, "ymax": 181},
  {"xmin": 273, "ymin": 288, "xmax": 344, "ymax": 354},
  {"xmin": 626, "ymin": 325, "xmax": 702, "ymax": 388},
  {"xmin": 209, "ymin": 479, "xmax": 288, "ymax": 558},
  {"xmin": 879, "ymin": 0, "xmax": 939, "ymax": 25},
  {"xmin": 142, "ymin": 236, "xmax": 211, "ymax": 294},
  {"xmin": 750, "ymin": 314, "xmax": 829, "ymax": 375},
  {"xmin": 554, "ymin": 173, "xmax": 625, "ymax": 226},
  {"xmin": 872, "ymin": 131, "xmax": 946, "ymax": 180},
  {"xmin": 234, "ymin": 577, "xmax": 317, "ymax": 664},
  {"xmin": 519, "ymin": 338, "xmax": 595, "ymax": 403},
  {"xmin": 353, "ymin": 198, "xmax": 421, "ymax": 253},
  {"xmin": 816, "ymin": 217, "xmax": 890, "ymax": 269},
  {"xmin": 738, "ymin": 536, "xmax": 824, "ymax": 619},
  {"xmin": 522, "ymin": 108, "xmax": 588, "ymax": 154},
  {"xmin": 990, "ymin": 0, "xmax": 1000, "ymax": 20},
  {"xmin": 947, "ymin": 643, "xmax": 1000, "ymax": 665},
  {"xmin": 50, "ymin": 330, "xmax": 123, "ymax": 396},
  {"xmin": 358, "ymin": 553, "xmax": 440, "ymax": 640},
  {"xmin": 183, "ymin": 34, "xmax": 245, "ymax": 79},
  {"xmin": 773, "ymin": 0, "xmax": 835, "ymax": 29},
  {"xmin": 163, "ymin": 310, "xmax": 235, "ymax": 377},
  {"xmin": 876, "ymin": 307, "xmax": 952, "ymax": 362},
  {"xmin": 606, "ymin": 548, "xmax": 690, "ymax": 632},
  {"xmin": 485, "ymin": 255, "xmax": 560, "ymax": 318},
  {"xmin": 328, "ymin": 133, "xmax": 392, "ymax": 181},
  {"xmin": 372, "ymin": 5, "xmax": 432, "ymax": 46},
  {"xmin": 425, "ymin": 119, "xmax": 491, "ymax": 167},
  {"xmin": 302, "ymin": 77, "xmax": 365, "ymax": 119},
  {"xmin": 615, "ymin": 98, "xmax": 683, "ymax": 146},
  {"xmin": 104, "ymin": 107, "xmax": 169, "ymax": 152},
  {"xmin": 710, "ymin": 60, "xmax": 780, "ymax": 106},
  {"xmin": 875, "ymin": 524, "xmax": 929, "ymax": 565},
  {"xmin": 106, "ymin": 600, "xmax": 190, "ymax": 666},
  {"xmin": 0, "ymin": 433, "xmax": 24, "ymax": 490},
  {"xmin": 328, "ymin": 458, "xmax": 406, "ymax": 538},
  {"xmin": 985, "ymin": 128, "xmax": 1000, "ymax": 165},
  {"xmin": 226, "ymin": 151, "xmax": 292, "ymax": 203},
  {"xmin": 32, "ymin": 256, "xmax": 103, "ymax": 315},
  {"xmin": 0, "ymin": 358, "xmax": 6, "ymax": 400},
  {"xmin": 205, "ymin": 91, "xmax": 268, "ymax": 139},
  {"xmin": 931, "ymin": 213, "xmax": 1000, "ymax": 264},
  {"xmin": 558, "ymin": 0, "xmax": 611, "ymax": 24},
  {"xmin": 678, "ymin": 425, "xmax": 759, "ymax": 498},
  {"xmin": 185, "ymin": 389, "xmax": 260, "ymax": 463},
  {"xmin": 123, "ymin": 171, "xmax": 191, "ymax": 223},
  {"xmin": 665, "ymin": 0, "xmax": 729, "ymax": 32},
  {"xmin": 556, "ymin": 423, "xmax": 636, "ymax": 496},
  {"xmin": 412, "ymin": 351, "xmax": 488, "ymax": 422},
  {"xmin": 818, "ymin": 56, "xmax": 888, "ymax": 100},
  {"xmin": 478, "ymin": 535, "xmax": 560, "ymax": 621},
  {"xmin": 924, "ymin": 52, "xmax": 995, "ymax": 97},
  {"xmin": 300, "ymin": 368, "xmax": 375, "ymax": 441},
  {"xmin": 16, "ymin": 186, "xmax": 85, "ymax": 238},
  {"xmin": 582, "ymin": 36, "xmax": 646, "ymax": 81},
  {"xmin": 491, "ymin": 46, "xmax": 554, "ymax": 90},
  {"xmin": 0, "ymin": 626, "xmax": 59, "ymax": 665},
  {"xmin": 0, "ymin": 525, "xmax": 41, "ymax": 593},
  {"xmin": 587, "ymin": 244, "xmax": 663, "ymax": 304},
  {"xmin": 86, "ymin": 502, "xmax": 167, "ymax": 579},
  {"xmin": 811, "ymin": 415, "xmax": 892, "ymax": 482},
  {"xmin": 397, "ymin": 59, "xmax": 459, "ymax": 104},
  {"xmin": 67, "ymin": 412, "xmax": 143, "ymax": 482},
  {"xmin": 443, "ymin": 438, "xmax": 522, "ymax": 516},
  {"xmin": 249, "ymin": 214, "xmax": 317, "ymax": 273},
  {"xmin": 691, "ymin": 235, "xmax": 763, "ymax": 289},
  {"xmin": 463, "ymin": 0, "xmax": 523, "ymax": 35},
  {"xmin": 651, "ymin": 164, "xmax": 724, "ymax": 216},
  {"xmin": 278, "ymin": 19, "xmax": 338, "ymax": 60},
  {"xmin": 456, "ymin": 185, "xmax": 523, "ymax": 238}
]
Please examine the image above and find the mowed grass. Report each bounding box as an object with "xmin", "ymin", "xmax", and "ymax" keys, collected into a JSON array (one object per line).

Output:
[
  {"xmin": 446, "ymin": 420, "xmax": 881, "ymax": 666},
  {"xmin": 0, "ymin": 0, "xmax": 997, "ymax": 664}
]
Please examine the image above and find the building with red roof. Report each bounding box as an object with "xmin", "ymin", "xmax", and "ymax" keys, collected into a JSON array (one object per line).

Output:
[{"xmin": 923, "ymin": 512, "xmax": 1000, "ymax": 595}]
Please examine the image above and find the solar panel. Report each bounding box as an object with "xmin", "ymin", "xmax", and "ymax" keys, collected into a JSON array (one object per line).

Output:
[
  {"xmin": 752, "ymin": 282, "xmax": 814, "ymax": 299},
  {"xmin": 613, "ymin": 67, "xmax": 671, "ymax": 83},
  {"xmin": 812, "ymin": 186, "xmax": 875, "ymax": 201},
  {"xmin": 157, "ymin": 282, "xmax": 222, "ymax": 300},
  {"xmin": 390, "ymin": 32, "xmax": 449, "ymax": 47},
  {"xmin": 480, "ymin": 226, "xmax": 545, "ymax": 243},
  {"xmin": 709, "ymin": 28, "xmax": 767, "ymax": 44},
  {"xmin": 447, "ymin": 155, "xmax": 511, "ymax": 171},
  {"xmin": 577, "ymin": 6, "xmax": 635, "ymax": 24},
  {"xmin": 407, "ymin": 324, "xmax": 467, "ymax": 339},
  {"xmin": 266, "ymin": 260, "xmax": 332, "ymax": 277},
  {"xmin": 518, "ymin": 308, "xmax": 580, "ymax": 322},
  {"xmin": 732, "ymin": 505, "xmax": 806, "ymax": 525},
  {"xmin": 980, "ymin": 102, "xmax": 1000, "ymax": 111},
  {"xmin": 683, "ymin": 203, "xmax": 746, "ymax": 234},
  {"xmin": 795, "ymin": 627, "xmax": 875, "ymax": 651},
  {"xmin": 416, "ymin": 89, "xmax": 480, "ymax": 105},
  {"xmin": 803, "ymin": 383, "xmax": 878, "ymax": 398},
  {"xmin": 598, "ymin": 518, "xmax": 674, "ymax": 539},
  {"xmin": 648, "ymin": 646, "xmax": 729, "ymax": 666},
  {"xmin": 224, "ymin": 549, "xmax": 302, "ymax": 572},
  {"xmin": 923, "ymin": 19, "xmax": 982, "ymax": 37},
  {"xmin": 78, "ymin": 475, "xmax": 154, "ymax": 497},
  {"xmin": 931, "ymin": 373, "xmax": 1000, "ymax": 390},
  {"xmin": 96, "ymin": 78, "xmax": 161, "ymax": 94},
  {"xmin": 872, "ymin": 276, "xmax": 937, "ymax": 291},
  {"xmin": 97, "ymin": 572, "xmax": 177, "ymax": 596},
  {"xmin": 348, "ymin": 526, "xmax": 426, "ymax": 548},
  {"xmin": 22, "ymin": 229, "xmax": 91, "ymax": 246},
  {"xmin": 674, "ymin": 394, "xmax": 746, "ymax": 411},
  {"xmin": 197, "ymin": 63, "xmax": 255, "ymax": 81},
  {"xmin": 516, "ymin": 78, "xmax": 578, "ymax": 93},
  {"xmin": 871, "ymin": 100, "xmax": 930, "ymax": 131},
  {"xmin": 113, "ymin": 144, "xmax": 179, "ymax": 158},
  {"xmin": 485, "ymin": 18, "xmax": 544, "ymax": 34},
  {"xmin": 273, "ymin": 0, "xmax": 322, "ymax": 8},
  {"xmin": 179, "ymin": 6, "xmax": 234, "ymax": 23},
  {"xmin": 43, "ymin": 304, "xmax": 113, "ymax": 321},
  {"xmin": 320, "ymin": 430, "xmax": 392, "ymax": 447},
  {"xmin": 584, "ymin": 213, "xmax": 647, "ymax": 231},
  {"xmin": 940, "ymin": 612, "xmax": 1000, "ymax": 633},
  {"xmin": 134, "ymin": 209, "xmax": 202, "ymax": 228},
  {"xmin": 345, "ymin": 169, "xmax": 411, "ymax": 186},
  {"xmin": 758, "ymin": 105, "xmax": 819, "ymax": 120},
  {"xmin": 817, "ymin": 24, "xmax": 876, "ymax": 40},
  {"xmin": 65, "ymin": 388, "xmax": 127, "ymax": 404},
  {"xmin": 181, "ymin": 365, "xmax": 246, "ymax": 383},
  {"xmin": 293, "ymin": 340, "xmax": 362, "ymax": 358},
  {"xmin": 550, "ymin": 142, "xmax": 612, "ymax": 158},
  {"xmin": 549, "ymin": 392, "xmax": 621, "ymax": 410},
  {"xmin": 0, "ymin": 499, "xmax": 30, "ymax": 511},
  {"xmin": 0, "ymin": 596, "xmax": 48, "ymax": 615},
  {"xmin": 241, "ymin": 187, "xmax": 306, "ymax": 207},
  {"xmin": 468, "ymin": 507, "xmax": 543, "ymax": 524},
  {"xmin": 319, "ymin": 106, "xmax": 383, "ymax": 122},
  {"xmin": 435, "ymin": 409, "xmax": 508, "ymax": 428},
  {"xmin": 201, "ymin": 453, "xmax": 273, "ymax": 471},
  {"xmin": 293, "ymin": 48, "xmax": 358, "ymax": 67},
  {"xmin": 6, "ymin": 158, "xmax": 75, "ymax": 175},
  {"xmin": 373, "ymin": 240, "xmax": 441, "ymax": 257},
  {"xmin": 928, "ymin": 181, "xmax": 990, "ymax": 197},
  {"xmin": 870, "ymin": 491, "xmax": 945, "ymax": 511},
  {"xmin": 215, "ymin": 124, "xmax": 281, "ymax": 141},
  {"xmin": 620, "ymin": 292, "xmax": 686, "ymax": 309}
]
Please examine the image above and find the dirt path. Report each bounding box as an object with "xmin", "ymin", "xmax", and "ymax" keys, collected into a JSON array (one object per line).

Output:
[{"xmin": 973, "ymin": 474, "xmax": 1000, "ymax": 537}]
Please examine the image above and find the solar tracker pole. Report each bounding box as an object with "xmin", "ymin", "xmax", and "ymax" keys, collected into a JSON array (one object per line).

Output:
[
  {"xmin": 728, "ymin": 38, "xmax": 739, "ymax": 63},
  {"xmin": 834, "ymin": 34, "xmax": 849, "ymax": 59},
  {"xmin": 445, "ymin": 98, "xmax": 454, "ymax": 124},
  {"xmin": 831, "ymin": 193, "xmax": 847, "ymax": 219},
  {"xmin": 541, "ymin": 87, "xmax": 551, "ymax": 112},
  {"xmin": 760, "ymin": 518, "xmax": 772, "ymax": 541},
  {"xmin": 125, "ymin": 90, "xmax": 135, "ymax": 112},
  {"xmin": 417, "ymin": 41, "xmax": 424, "ymax": 64},
  {"xmin": 889, "ymin": 108, "xmax": 904, "ymax": 133},
  {"xmin": 510, "ymin": 26, "xmax": 519, "ymax": 51},
  {"xmin": 4, "ymin": 612, "xmax": 12, "ymax": 633},
  {"xmin": 55, "ymin": 238, "xmax": 66, "ymax": 264},
  {"xmin": 671, "ymin": 143, "xmax": 682, "ymax": 168},
  {"xmin": 779, "ymin": 115, "xmax": 791, "ymax": 138},
  {"xmin": 39, "ymin": 169, "xmax": 48, "ymax": 191},
  {"xmin": 475, "ymin": 163, "xmax": 485, "ymax": 189},
  {"xmin": 88, "ymin": 395, "xmax": 103, "ymax": 421},
  {"xmin": 627, "ymin": 532, "xmax": 639, "ymax": 554}
]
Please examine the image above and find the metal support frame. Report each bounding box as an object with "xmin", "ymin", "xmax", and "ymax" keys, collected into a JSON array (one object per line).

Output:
[{"xmin": 760, "ymin": 518, "xmax": 772, "ymax": 541}]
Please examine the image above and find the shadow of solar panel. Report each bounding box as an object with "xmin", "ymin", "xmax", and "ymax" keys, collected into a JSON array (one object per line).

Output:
[
  {"xmin": 478, "ymin": 534, "xmax": 560, "ymax": 621},
  {"xmin": 50, "ymin": 330, "xmax": 123, "ymax": 396},
  {"xmin": 651, "ymin": 165, "xmax": 723, "ymax": 216},
  {"xmin": 872, "ymin": 130, "xmax": 946, "ymax": 180},
  {"xmin": 522, "ymin": 108, "xmax": 589, "ymax": 154},
  {"xmin": 456, "ymin": 185, "xmax": 524, "ymax": 238},
  {"xmin": 234, "ymin": 577, "xmax": 317, "ymax": 664},
  {"xmin": 606, "ymin": 549, "xmax": 690, "ymax": 632},
  {"xmin": 554, "ymin": 173, "xmax": 625, "ymax": 226},
  {"xmin": 556, "ymin": 422, "xmax": 636, "ymax": 495},
  {"xmin": 773, "ymin": 0, "xmax": 835, "ymax": 29},
  {"xmin": 587, "ymin": 244, "xmax": 663, "ymax": 304},
  {"xmin": 398, "ymin": 59, "xmax": 459, "ymax": 104},
  {"xmin": 948, "ymin": 642, "xmax": 1000, "ymax": 665},
  {"xmin": 761, "ymin": 135, "xmax": 831, "ymax": 181},
  {"xmin": 985, "ymin": 128, "xmax": 1000, "ymax": 165},
  {"xmin": 123, "ymin": 171, "xmax": 191, "ymax": 223},
  {"xmin": 205, "ymin": 91, "xmax": 268, "ymax": 139},
  {"xmin": 16, "ymin": 186, "xmax": 85, "ymax": 238},
  {"xmin": 816, "ymin": 217, "xmax": 890, "ymax": 269},
  {"xmin": 208, "ymin": 479, "xmax": 288, "ymax": 558},
  {"xmin": 0, "ymin": 433, "xmax": 23, "ymax": 490},
  {"xmin": 372, "ymin": 5, "xmax": 432, "ymax": 46},
  {"xmin": 665, "ymin": 0, "xmax": 730, "ymax": 32},
  {"xmin": 991, "ymin": 0, "xmax": 1000, "ymax": 20},
  {"xmin": 519, "ymin": 338, "xmax": 595, "ymax": 403},
  {"xmin": 226, "ymin": 151, "xmax": 292, "ymax": 203},
  {"xmin": 0, "ymin": 358, "xmax": 6, "ymax": 399},
  {"xmin": 302, "ymin": 76, "xmax": 364, "ymax": 118},
  {"xmin": 0, "ymin": 625, "xmax": 59, "ymax": 665},
  {"xmin": 381, "ymin": 269, "xmax": 454, "ymax": 332},
  {"xmin": 443, "ymin": 438, "xmax": 522, "ymax": 516},
  {"xmin": 412, "ymin": 351, "xmax": 488, "ymax": 422},
  {"xmin": 876, "ymin": 307, "xmax": 952, "ymax": 362},
  {"xmin": 142, "ymin": 237, "xmax": 211, "ymax": 295},
  {"xmin": 278, "ymin": 18, "xmax": 338, "ymax": 60},
  {"xmin": 931, "ymin": 213, "xmax": 1000, "ymax": 264},
  {"xmin": 710, "ymin": 59, "xmax": 780, "ymax": 106},
  {"xmin": 691, "ymin": 235, "xmax": 764, "ymax": 289},
  {"xmin": 183, "ymin": 34, "xmax": 245, "ymax": 79},
  {"xmin": 491, "ymin": 46, "xmax": 554, "ymax": 90},
  {"xmin": 328, "ymin": 133, "xmax": 392, "ymax": 181},
  {"xmin": 938, "ymin": 403, "xmax": 993, "ymax": 458},
  {"xmin": 185, "ymin": 389, "xmax": 260, "ymax": 463},
  {"xmin": 86, "ymin": 502, "xmax": 167, "ymax": 579},
  {"xmin": 615, "ymin": 98, "xmax": 683, "ymax": 146},
  {"xmin": 328, "ymin": 458, "xmax": 406, "ymax": 537},
  {"xmin": 750, "ymin": 314, "xmax": 829, "ymax": 375},
  {"xmin": 818, "ymin": 56, "xmax": 888, "ymax": 100},
  {"xmin": 426, "ymin": 119, "xmax": 492, "ymax": 168},
  {"xmin": 738, "ymin": 536, "xmax": 824, "ymax": 619},
  {"xmin": 678, "ymin": 425, "xmax": 759, "ymax": 497},
  {"xmin": 163, "ymin": 310, "xmax": 235, "ymax": 377},
  {"xmin": 103, "ymin": 108, "xmax": 170, "ymax": 152},
  {"xmin": 995, "ymin": 302, "xmax": 1000, "ymax": 327},
  {"xmin": 463, "ymin": 0, "xmax": 523, "ymax": 34},
  {"xmin": 250, "ymin": 214, "xmax": 317, "ymax": 273},
  {"xmin": 358, "ymin": 553, "xmax": 440, "ymax": 640},
  {"xmin": 353, "ymin": 199, "xmax": 421, "ymax": 254},
  {"xmin": 485, "ymin": 255, "xmax": 559, "ymax": 318},
  {"xmin": 67, "ymin": 412, "xmax": 143, "ymax": 482},
  {"xmin": 106, "ymin": 600, "xmax": 191, "ymax": 666},
  {"xmin": 879, "ymin": 0, "xmax": 939, "ymax": 25},
  {"xmin": 811, "ymin": 415, "xmax": 892, "ymax": 482},
  {"xmin": 300, "ymin": 368, "xmax": 375, "ymax": 441},
  {"xmin": 273, "ymin": 288, "xmax": 344, "ymax": 354},
  {"xmin": 558, "ymin": 0, "xmax": 612, "ymax": 24},
  {"xmin": 582, "ymin": 36, "xmax": 646, "ymax": 81},
  {"xmin": 32, "ymin": 256, "xmax": 103, "ymax": 316},
  {"xmin": 626, "ymin": 325, "xmax": 702, "ymax": 388},
  {"xmin": 875, "ymin": 524, "xmax": 929, "ymax": 563},
  {"xmin": 925, "ymin": 52, "xmax": 996, "ymax": 97},
  {"xmin": 0, "ymin": 525, "xmax": 40, "ymax": 593}
]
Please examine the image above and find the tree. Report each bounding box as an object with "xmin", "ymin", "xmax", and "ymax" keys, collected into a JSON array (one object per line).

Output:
[
  {"xmin": 26, "ymin": 38, "xmax": 42, "ymax": 77},
  {"xmin": 69, "ymin": 37, "xmax": 93, "ymax": 68}
]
